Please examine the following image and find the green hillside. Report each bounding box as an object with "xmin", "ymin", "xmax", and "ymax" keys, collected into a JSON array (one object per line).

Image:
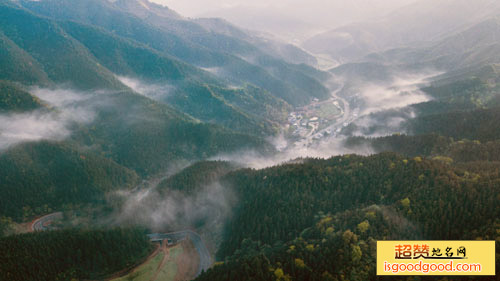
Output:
[
  {"xmin": 0, "ymin": 141, "xmax": 139, "ymax": 220},
  {"xmin": 157, "ymin": 160, "xmax": 235, "ymax": 195},
  {"xmin": 0, "ymin": 227, "xmax": 153, "ymax": 281},
  {"xmin": 68, "ymin": 90, "xmax": 271, "ymax": 176},
  {"xmin": 0, "ymin": 80, "xmax": 42, "ymax": 112},
  {"xmin": 168, "ymin": 83, "xmax": 289, "ymax": 136},
  {"xmin": 2, "ymin": 1, "xmax": 500, "ymax": 280},
  {"xmin": 0, "ymin": 3, "xmax": 124, "ymax": 90},
  {"xmin": 0, "ymin": 1, "xmax": 288, "ymax": 137},
  {"xmin": 57, "ymin": 19, "xmax": 288, "ymax": 135},
  {"xmin": 409, "ymin": 107, "xmax": 500, "ymax": 142},
  {"xmin": 0, "ymin": 31, "xmax": 50, "ymax": 86},
  {"xmin": 0, "ymin": 1, "xmax": 277, "ymax": 226},
  {"xmin": 18, "ymin": 0, "xmax": 330, "ymax": 106},
  {"xmin": 195, "ymin": 153, "xmax": 500, "ymax": 281}
]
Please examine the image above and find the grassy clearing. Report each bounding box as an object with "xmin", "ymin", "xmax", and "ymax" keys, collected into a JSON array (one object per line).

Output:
[
  {"xmin": 113, "ymin": 251, "xmax": 164, "ymax": 281},
  {"xmin": 155, "ymin": 246, "xmax": 183, "ymax": 281},
  {"xmin": 112, "ymin": 244, "xmax": 183, "ymax": 281},
  {"xmin": 315, "ymin": 102, "xmax": 341, "ymax": 119}
]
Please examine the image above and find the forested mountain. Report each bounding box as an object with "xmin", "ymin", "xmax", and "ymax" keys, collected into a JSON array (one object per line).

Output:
[
  {"xmin": 63, "ymin": 89, "xmax": 271, "ymax": 176},
  {"xmin": 0, "ymin": 2, "xmax": 124, "ymax": 90},
  {"xmin": 0, "ymin": 0, "xmax": 304, "ymax": 163},
  {"xmin": 347, "ymin": 133, "xmax": 500, "ymax": 164},
  {"xmin": 329, "ymin": 17, "xmax": 500, "ymax": 106},
  {"xmin": 1, "ymin": 0, "xmax": 500, "ymax": 280},
  {"xmin": 0, "ymin": 30, "xmax": 51, "ymax": 86},
  {"xmin": 364, "ymin": 17, "xmax": 500, "ymax": 73},
  {"xmin": 157, "ymin": 160, "xmax": 236, "ymax": 195},
  {"xmin": 0, "ymin": 227, "xmax": 153, "ymax": 281},
  {"xmin": 115, "ymin": 0, "xmax": 318, "ymax": 66},
  {"xmin": 0, "ymin": 0, "xmax": 276, "ymax": 223},
  {"xmin": 191, "ymin": 41, "xmax": 500, "ymax": 279},
  {"xmin": 0, "ymin": 80, "xmax": 42, "ymax": 112},
  {"xmin": 0, "ymin": 141, "xmax": 138, "ymax": 220},
  {"xmin": 303, "ymin": 0, "xmax": 500, "ymax": 62},
  {"xmin": 410, "ymin": 107, "xmax": 500, "ymax": 141},
  {"xmin": 339, "ymin": 50, "xmax": 500, "ymax": 138},
  {"xmin": 0, "ymin": 1, "xmax": 291, "ymax": 136},
  {"xmin": 411, "ymin": 65, "xmax": 499, "ymax": 124},
  {"xmin": 345, "ymin": 70, "xmax": 500, "ymax": 164},
  {"xmin": 194, "ymin": 153, "xmax": 500, "ymax": 281},
  {"xmin": 17, "ymin": 0, "xmax": 329, "ymax": 106}
]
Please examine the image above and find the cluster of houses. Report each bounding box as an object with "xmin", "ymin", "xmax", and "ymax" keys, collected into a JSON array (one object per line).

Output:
[
  {"xmin": 288, "ymin": 112, "xmax": 320, "ymax": 137},
  {"xmin": 287, "ymin": 97, "xmax": 359, "ymax": 142}
]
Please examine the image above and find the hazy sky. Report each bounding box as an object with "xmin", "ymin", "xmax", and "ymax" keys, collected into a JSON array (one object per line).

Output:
[{"xmin": 151, "ymin": 0, "xmax": 418, "ymax": 28}]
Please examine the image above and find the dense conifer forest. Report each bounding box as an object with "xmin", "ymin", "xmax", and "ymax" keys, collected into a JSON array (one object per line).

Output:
[
  {"xmin": 0, "ymin": 228, "xmax": 153, "ymax": 281},
  {"xmin": 1, "ymin": 0, "xmax": 500, "ymax": 280},
  {"xmin": 195, "ymin": 154, "xmax": 500, "ymax": 280}
]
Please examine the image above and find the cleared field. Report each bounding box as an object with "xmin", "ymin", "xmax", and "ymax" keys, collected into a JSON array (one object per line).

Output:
[
  {"xmin": 113, "ymin": 250, "xmax": 165, "ymax": 281},
  {"xmin": 153, "ymin": 246, "xmax": 182, "ymax": 281},
  {"xmin": 312, "ymin": 102, "xmax": 341, "ymax": 119},
  {"xmin": 299, "ymin": 100, "xmax": 342, "ymax": 121}
]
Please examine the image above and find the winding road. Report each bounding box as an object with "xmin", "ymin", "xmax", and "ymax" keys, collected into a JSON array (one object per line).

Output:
[
  {"xmin": 315, "ymin": 85, "xmax": 353, "ymax": 137},
  {"xmin": 31, "ymin": 212, "xmax": 63, "ymax": 231},
  {"xmin": 148, "ymin": 230, "xmax": 212, "ymax": 277}
]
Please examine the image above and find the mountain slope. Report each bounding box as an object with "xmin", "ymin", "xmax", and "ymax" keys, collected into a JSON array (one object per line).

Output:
[
  {"xmin": 0, "ymin": 81, "xmax": 42, "ymax": 112},
  {"xmin": 0, "ymin": 3, "xmax": 124, "ymax": 90},
  {"xmin": 195, "ymin": 154, "xmax": 500, "ymax": 281},
  {"xmin": 114, "ymin": 0, "xmax": 318, "ymax": 66},
  {"xmin": 0, "ymin": 141, "xmax": 139, "ymax": 220},
  {"xmin": 0, "ymin": 0, "xmax": 274, "ymax": 181},
  {"xmin": 58, "ymin": 18, "xmax": 288, "ymax": 135},
  {"xmin": 304, "ymin": 0, "xmax": 500, "ymax": 62},
  {"xmin": 18, "ymin": 0, "xmax": 329, "ymax": 106},
  {"xmin": 0, "ymin": 31, "xmax": 50, "ymax": 86},
  {"xmin": 68, "ymin": 90, "xmax": 272, "ymax": 176},
  {"xmin": 0, "ymin": 228, "xmax": 153, "ymax": 281},
  {"xmin": 0, "ymin": 0, "xmax": 289, "ymax": 138},
  {"xmin": 379, "ymin": 17, "xmax": 500, "ymax": 72},
  {"xmin": 193, "ymin": 17, "xmax": 318, "ymax": 66}
]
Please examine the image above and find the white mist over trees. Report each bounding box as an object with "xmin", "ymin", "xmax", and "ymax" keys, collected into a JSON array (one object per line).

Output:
[{"xmin": 1, "ymin": 1, "xmax": 500, "ymax": 280}]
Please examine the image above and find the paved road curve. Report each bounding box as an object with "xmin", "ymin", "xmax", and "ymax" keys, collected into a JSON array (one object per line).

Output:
[
  {"xmin": 31, "ymin": 212, "xmax": 63, "ymax": 231},
  {"xmin": 148, "ymin": 230, "xmax": 212, "ymax": 277}
]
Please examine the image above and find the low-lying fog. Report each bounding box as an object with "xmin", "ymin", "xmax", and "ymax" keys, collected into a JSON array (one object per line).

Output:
[
  {"xmin": 108, "ymin": 70, "xmax": 439, "ymax": 237},
  {"xmin": 0, "ymin": 88, "xmax": 100, "ymax": 151},
  {"xmin": 117, "ymin": 76, "xmax": 174, "ymax": 102},
  {"xmin": 0, "ymin": 71, "xmax": 440, "ymax": 239},
  {"xmin": 212, "ymin": 70, "xmax": 440, "ymax": 169},
  {"xmin": 357, "ymin": 74, "xmax": 435, "ymax": 116},
  {"xmin": 112, "ymin": 182, "xmax": 235, "ymax": 234}
]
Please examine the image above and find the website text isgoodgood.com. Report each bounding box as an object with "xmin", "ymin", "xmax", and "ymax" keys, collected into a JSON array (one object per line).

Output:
[{"xmin": 384, "ymin": 260, "xmax": 482, "ymax": 274}]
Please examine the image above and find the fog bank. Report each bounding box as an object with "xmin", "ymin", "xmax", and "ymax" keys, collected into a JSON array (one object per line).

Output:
[{"xmin": 0, "ymin": 88, "xmax": 100, "ymax": 151}]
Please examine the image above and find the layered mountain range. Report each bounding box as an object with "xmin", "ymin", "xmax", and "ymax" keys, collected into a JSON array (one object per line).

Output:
[{"xmin": 1, "ymin": 1, "xmax": 500, "ymax": 280}]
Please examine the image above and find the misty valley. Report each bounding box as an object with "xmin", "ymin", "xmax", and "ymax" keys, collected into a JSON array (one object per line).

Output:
[{"xmin": 0, "ymin": 0, "xmax": 499, "ymax": 280}]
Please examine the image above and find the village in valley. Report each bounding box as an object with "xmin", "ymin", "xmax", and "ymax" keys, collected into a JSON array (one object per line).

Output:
[{"xmin": 286, "ymin": 95, "xmax": 359, "ymax": 145}]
